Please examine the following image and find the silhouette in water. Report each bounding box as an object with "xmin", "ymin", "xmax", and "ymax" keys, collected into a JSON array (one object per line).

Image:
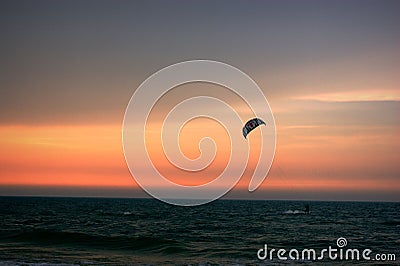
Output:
[{"xmin": 304, "ymin": 204, "xmax": 310, "ymax": 214}]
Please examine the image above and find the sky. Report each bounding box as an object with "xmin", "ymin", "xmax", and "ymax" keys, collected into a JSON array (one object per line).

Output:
[{"xmin": 0, "ymin": 0, "xmax": 399, "ymax": 201}]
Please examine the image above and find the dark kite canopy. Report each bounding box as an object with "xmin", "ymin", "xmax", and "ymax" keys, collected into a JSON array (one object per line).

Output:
[{"xmin": 242, "ymin": 118, "xmax": 266, "ymax": 139}]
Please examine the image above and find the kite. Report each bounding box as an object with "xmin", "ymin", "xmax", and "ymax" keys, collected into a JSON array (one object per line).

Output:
[{"xmin": 242, "ymin": 118, "xmax": 266, "ymax": 139}]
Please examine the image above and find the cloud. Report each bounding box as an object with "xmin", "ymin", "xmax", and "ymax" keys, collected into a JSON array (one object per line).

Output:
[
  {"xmin": 292, "ymin": 89, "xmax": 400, "ymax": 102},
  {"xmin": 273, "ymin": 97, "xmax": 400, "ymax": 127}
]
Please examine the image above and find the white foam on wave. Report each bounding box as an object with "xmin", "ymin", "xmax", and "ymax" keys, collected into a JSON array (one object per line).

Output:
[{"xmin": 283, "ymin": 210, "xmax": 306, "ymax": 215}]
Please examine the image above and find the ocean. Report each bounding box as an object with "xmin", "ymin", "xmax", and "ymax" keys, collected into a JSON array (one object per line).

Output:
[{"xmin": 0, "ymin": 197, "xmax": 398, "ymax": 265}]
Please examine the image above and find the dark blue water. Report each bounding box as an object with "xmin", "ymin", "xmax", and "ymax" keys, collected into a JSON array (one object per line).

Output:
[{"xmin": 0, "ymin": 197, "xmax": 398, "ymax": 265}]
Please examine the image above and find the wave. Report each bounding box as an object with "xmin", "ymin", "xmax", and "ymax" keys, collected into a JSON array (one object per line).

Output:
[
  {"xmin": 0, "ymin": 261, "xmax": 78, "ymax": 266},
  {"xmin": 381, "ymin": 220, "xmax": 400, "ymax": 226},
  {"xmin": 4, "ymin": 229, "xmax": 187, "ymax": 253},
  {"xmin": 283, "ymin": 210, "xmax": 307, "ymax": 215}
]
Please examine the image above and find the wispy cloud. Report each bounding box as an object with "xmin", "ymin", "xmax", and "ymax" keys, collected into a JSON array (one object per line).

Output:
[
  {"xmin": 293, "ymin": 89, "xmax": 400, "ymax": 102},
  {"xmin": 281, "ymin": 125, "xmax": 321, "ymax": 130}
]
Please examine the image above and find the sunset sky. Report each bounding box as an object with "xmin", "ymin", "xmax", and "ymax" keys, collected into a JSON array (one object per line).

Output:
[{"xmin": 1, "ymin": 0, "xmax": 399, "ymax": 201}]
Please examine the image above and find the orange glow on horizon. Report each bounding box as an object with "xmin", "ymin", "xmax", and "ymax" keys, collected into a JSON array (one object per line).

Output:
[{"xmin": 1, "ymin": 122, "xmax": 398, "ymax": 195}]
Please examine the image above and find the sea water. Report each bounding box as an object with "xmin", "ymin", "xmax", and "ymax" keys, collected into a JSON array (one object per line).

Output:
[{"xmin": 0, "ymin": 197, "xmax": 398, "ymax": 265}]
